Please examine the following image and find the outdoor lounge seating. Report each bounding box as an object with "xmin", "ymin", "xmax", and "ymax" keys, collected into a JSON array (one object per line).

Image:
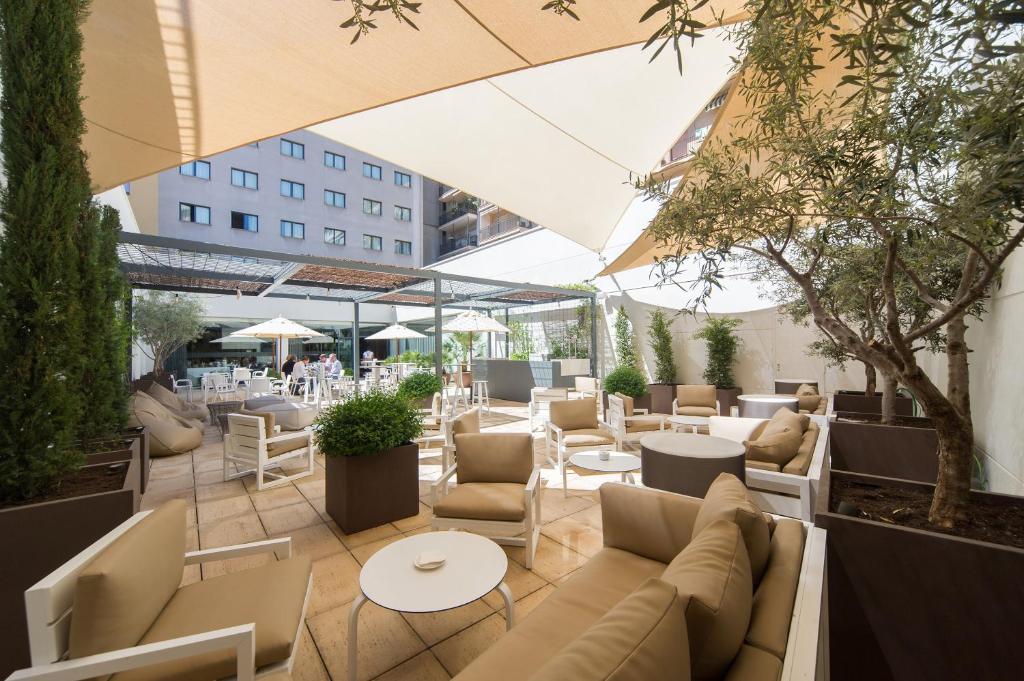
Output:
[
  {"xmin": 544, "ymin": 397, "xmax": 616, "ymax": 480},
  {"xmin": 126, "ymin": 392, "xmax": 202, "ymax": 457},
  {"xmin": 431, "ymin": 432, "xmax": 542, "ymax": 569},
  {"xmin": 145, "ymin": 382, "xmax": 210, "ymax": 423},
  {"xmin": 10, "ymin": 499, "xmax": 312, "ymax": 681},
  {"xmin": 793, "ymin": 383, "xmax": 827, "ymax": 415},
  {"xmin": 528, "ymin": 387, "xmax": 568, "ymax": 431},
  {"xmin": 452, "ymin": 476, "xmax": 825, "ymax": 681},
  {"xmin": 708, "ymin": 409, "xmax": 828, "ymax": 520},
  {"xmin": 606, "ymin": 392, "xmax": 666, "ymax": 449},
  {"xmin": 241, "ymin": 401, "xmax": 316, "ymax": 431},
  {"xmin": 672, "ymin": 384, "xmax": 721, "ymax": 417},
  {"xmin": 223, "ymin": 412, "xmax": 315, "ymax": 491}
]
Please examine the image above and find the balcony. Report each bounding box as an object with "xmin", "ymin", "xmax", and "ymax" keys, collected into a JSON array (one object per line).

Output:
[
  {"xmin": 479, "ymin": 215, "xmax": 534, "ymax": 243},
  {"xmin": 439, "ymin": 199, "xmax": 478, "ymax": 226},
  {"xmin": 439, "ymin": 233, "xmax": 478, "ymax": 257}
]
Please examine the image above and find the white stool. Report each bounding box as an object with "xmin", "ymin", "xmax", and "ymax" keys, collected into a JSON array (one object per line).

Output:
[{"xmin": 471, "ymin": 380, "xmax": 490, "ymax": 414}]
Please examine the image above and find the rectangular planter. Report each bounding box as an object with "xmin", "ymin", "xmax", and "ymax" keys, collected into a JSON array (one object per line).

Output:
[
  {"xmin": 716, "ymin": 387, "xmax": 742, "ymax": 415},
  {"xmin": 816, "ymin": 468, "xmax": 1024, "ymax": 681},
  {"xmin": 647, "ymin": 384, "xmax": 678, "ymax": 415},
  {"xmin": 828, "ymin": 413, "xmax": 938, "ymax": 483},
  {"xmin": 832, "ymin": 390, "xmax": 914, "ymax": 416},
  {"xmin": 0, "ymin": 456, "xmax": 140, "ymax": 677},
  {"xmin": 325, "ymin": 443, "xmax": 420, "ymax": 534}
]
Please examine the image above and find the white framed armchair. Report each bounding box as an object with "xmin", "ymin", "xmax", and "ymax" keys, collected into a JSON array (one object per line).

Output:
[
  {"xmin": 606, "ymin": 393, "xmax": 666, "ymax": 449},
  {"xmin": 431, "ymin": 433, "xmax": 542, "ymax": 568},
  {"xmin": 223, "ymin": 412, "xmax": 315, "ymax": 491},
  {"xmin": 10, "ymin": 500, "xmax": 312, "ymax": 681},
  {"xmin": 528, "ymin": 386, "xmax": 569, "ymax": 431},
  {"xmin": 573, "ymin": 376, "xmax": 604, "ymax": 417},
  {"xmin": 671, "ymin": 384, "xmax": 720, "ymax": 417},
  {"xmin": 545, "ymin": 397, "xmax": 616, "ymax": 494}
]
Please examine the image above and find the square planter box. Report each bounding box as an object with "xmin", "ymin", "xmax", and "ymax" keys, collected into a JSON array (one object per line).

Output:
[
  {"xmin": 716, "ymin": 387, "xmax": 742, "ymax": 415},
  {"xmin": 816, "ymin": 468, "xmax": 1024, "ymax": 681},
  {"xmin": 828, "ymin": 412, "xmax": 938, "ymax": 483},
  {"xmin": 0, "ymin": 454, "xmax": 140, "ymax": 677},
  {"xmin": 325, "ymin": 443, "xmax": 420, "ymax": 534},
  {"xmin": 832, "ymin": 390, "xmax": 914, "ymax": 416},
  {"xmin": 647, "ymin": 384, "xmax": 677, "ymax": 415}
]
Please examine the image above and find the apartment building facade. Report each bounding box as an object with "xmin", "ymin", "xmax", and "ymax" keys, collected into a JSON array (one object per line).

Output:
[
  {"xmin": 127, "ymin": 129, "xmax": 431, "ymax": 267},
  {"xmin": 433, "ymin": 185, "xmax": 537, "ymax": 262}
]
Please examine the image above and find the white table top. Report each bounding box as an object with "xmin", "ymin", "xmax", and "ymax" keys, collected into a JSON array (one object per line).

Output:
[
  {"xmin": 667, "ymin": 415, "xmax": 711, "ymax": 426},
  {"xmin": 569, "ymin": 451, "xmax": 641, "ymax": 473},
  {"xmin": 359, "ymin": 532, "xmax": 507, "ymax": 613},
  {"xmin": 639, "ymin": 432, "xmax": 745, "ymax": 459},
  {"xmin": 738, "ymin": 394, "xmax": 799, "ymax": 403}
]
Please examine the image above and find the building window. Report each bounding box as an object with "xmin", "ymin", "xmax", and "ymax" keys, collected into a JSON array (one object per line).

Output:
[
  {"xmin": 280, "ymin": 220, "xmax": 305, "ymax": 239},
  {"xmin": 324, "ymin": 151, "xmax": 346, "ymax": 170},
  {"xmin": 179, "ymin": 160, "xmax": 210, "ymax": 179},
  {"xmin": 363, "ymin": 198, "xmax": 382, "ymax": 216},
  {"xmin": 362, "ymin": 162, "xmax": 382, "ymax": 180},
  {"xmin": 179, "ymin": 202, "xmax": 211, "ymax": 225},
  {"xmin": 324, "ymin": 189, "xmax": 346, "ymax": 208},
  {"xmin": 280, "ymin": 138, "xmax": 305, "ymax": 159},
  {"xmin": 230, "ymin": 168, "xmax": 258, "ymax": 189},
  {"xmin": 394, "ymin": 205, "xmax": 412, "ymax": 222},
  {"xmin": 280, "ymin": 179, "xmax": 305, "ymax": 199},
  {"xmin": 230, "ymin": 211, "xmax": 259, "ymax": 232},
  {"xmin": 363, "ymin": 234, "xmax": 383, "ymax": 251},
  {"xmin": 394, "ymin": 239, "xmax": 412, "ymax": 255},
  {"xmin": 324, "ymin": 227, "xmax": 346, "ymax": 246},
  {"xmin": 394, "ymin": 171, "xmax": 411, "ymax": 187}
]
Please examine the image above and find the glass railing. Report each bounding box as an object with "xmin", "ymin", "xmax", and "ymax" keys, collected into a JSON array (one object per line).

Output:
[
  {"xmin": 439, "ymin": 200, "xmax": 477, "ymax": 225},
  {"xmin": 480, "ymin": 216, "xmax": 533, "ymax": 242},
  {"xmin": 439, "ymin": 234, "xmax": 478, "ymax": 256}
]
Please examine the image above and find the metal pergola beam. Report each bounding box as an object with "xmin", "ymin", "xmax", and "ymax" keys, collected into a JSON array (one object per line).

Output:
[{"xmin": 120, "ymin": 263, "xmax": 275, "ymax": 286}]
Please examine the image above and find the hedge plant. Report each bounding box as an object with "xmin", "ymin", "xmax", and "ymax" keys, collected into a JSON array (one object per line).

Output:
[
  {"xmin": 693, "ymin": 317, "xmax": 742, "ymax": 389},
  {"xmin": 603, "ymin": 366, "xmax": 649, "ymax": 398},
  {"xmin": 315, "ymin": 389, "xmax": 423, "ymax": 456},
  {"xmin": 647, "ymin": 309, "xmax": 676, "ymax": 384},
  {"xmin": 396, "ymin": 372, "xmax": 443, "ymax": 401}
]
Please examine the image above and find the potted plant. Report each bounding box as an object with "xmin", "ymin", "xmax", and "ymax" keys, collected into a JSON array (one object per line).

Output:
[
  {"xmin": 132, "ymin": 291, "xmax": 206, "ymax": 389},
  {"xmin": 602, "ymin": 365, "xmax": 651, "ymax": 413},
  {"xmin": 645, "ymin": 309, "xmax": 679, "ymax": 414},
  {"xmin": 396, "ymin": 371, "xmax": 444, "ymax": 409},
  {"xmin": 692, "ymin": 317, "xmax": 742, "ymax": 414},
  {"xmin": 317, "ymin": 389, "xmax": 423, "ymax": 534}
]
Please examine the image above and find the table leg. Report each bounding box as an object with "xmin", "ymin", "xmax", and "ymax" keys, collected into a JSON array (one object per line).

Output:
[
  {"xmin": 625, "ymin": 471, "xmax": 637, "ymax": 485},
  {"xmin": 347, "ymin": 593, "xmax": 367, "ymax": 681},
  {"xmin": 562, "ymin": 461, "xmax": 568, "ymax": 498},
  {"xmin": 497, "ymin": 581, "xmax": 515, "ymax": 630}
]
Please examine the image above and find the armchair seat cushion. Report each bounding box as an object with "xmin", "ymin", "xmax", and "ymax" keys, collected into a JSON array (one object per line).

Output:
[
  {"xmin": 114, "ymin": 555, "xmax": 312, "ymax": 681},
  {"xmin": 677, "ymin": 406, "xmax": 718, "ymax": 417},
  {"xmin": 267, "ymin": 433, "xmax": 311, "ymax": 458},
  {"xmin": 550, "ymin": 397, "xmax": 599, "ymax": 431},
  {"xmin": 433, "ymin": 482, "xmax": 526, "ymax": 522},
  {"xmin": 563, "ymin": 429, "xmax": 615, "ymax": 447},
  {"xmin": 626, "ymin": 419, "xmax": 662, "ymax": 433}
]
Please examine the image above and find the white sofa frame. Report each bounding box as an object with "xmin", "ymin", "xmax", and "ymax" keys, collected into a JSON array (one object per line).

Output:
[
  {"xmin": 783, "ymin": 520, "xmax": 828, "ymax": 681},
  {"xmin": 223, "ymin": 414, "xmax": 315, "ymax": 491},
  {"xmin": 606, "ymin": 393, "xmax": 666, "ymax": 450},
  {"xmin": 431, "ymin": 445, "xmax": 542, "ymax": 568},
  {"xmin": 708, "ymin": 414, "xmax": 829, "ymax": 521},
  {"xmin": 11, "ymin": 510, "xmax": 312, "ymax": 681},
  {"xmin": 528, "ymin": 387, "xmax": 568, "ymax": 431}
]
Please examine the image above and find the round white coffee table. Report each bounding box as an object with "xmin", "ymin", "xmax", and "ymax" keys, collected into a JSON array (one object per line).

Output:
[
  {"xmin": 667, "ymin": 415, "xmax": 711, "ymax": 433},
  {"xmin": 564, "ymin": 450, "xmax": 641, "ymax": 491},
  {"xmin": 347, "ymin": 531, "xmax": 514, "ymax": 681}
]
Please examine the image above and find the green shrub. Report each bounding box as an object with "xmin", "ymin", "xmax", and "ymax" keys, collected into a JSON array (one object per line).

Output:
[
  {"xmin": 647, "ymin": 309, "xmax": 676, "ymax": 384},
  {"xmin": 315, "ymin": 389, "xmax": 423, "ymax": 457},
  {"xmin": 693, "ymin": 317, "xmax": 743, "ymax": 388},
  {"xmin": 603, "ymin": 366, "xmax": 649, "ymax": 398},
  {"xmin": 614, "ymin": 306, "xmax": 639, "ymax": 368},
  {"xmin": 396, "ymin": 372, "xmax": 443, "ymax": 401},
  {"xmin": 384, "ymin": 350, "xmax": 433, "ymax": 368}
]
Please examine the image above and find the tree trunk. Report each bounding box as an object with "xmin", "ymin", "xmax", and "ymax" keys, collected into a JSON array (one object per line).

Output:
[
  {"xmin": 880, "ymin": 373, "xmax": 898, "ymax": 425},
  {"xmin": 863, "ymin": 361, "xmax": 877, "ymax": 395}
]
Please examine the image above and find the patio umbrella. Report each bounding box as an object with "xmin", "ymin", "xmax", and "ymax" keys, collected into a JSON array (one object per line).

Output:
[
  {"xmin": 365, "ymin": 324, "xmax": 426, "ymax": 341},
  {"xmin": 211, "ymin": 335, "xmax": 263, "ymax": 347},
  {"xmin": 229, "ymin": 317, "xmax": 323, "ymax": 369},
  {"xmin": 429, "ymin": 310, "xmax": 510, "ymax": 369}
]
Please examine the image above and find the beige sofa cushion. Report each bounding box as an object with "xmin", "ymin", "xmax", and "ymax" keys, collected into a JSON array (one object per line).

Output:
[
  {"xmin": 693, "ymin": 474, "xmax": 771, "ymax": 585},
  {"xmin": 744, "ymin": 429, "xmax": 802, "ymax": 467},
  {"xmin": 627, "ymin": 419, "xmax": 662, "ymax": 433},
  {"xmin": 69, "ymin": 500, "xmax": 186, "ymax": 660},
  {"xmin": 746, "ymin": 519, "xmax": 806, "ymax": 660},
  {"xmin": 433, "ymin": 482, "xmax": 526, "ymax": 522},
  {"xmin": 455, "ymin": 433, "xmax": 533, "ymax": 484},
  {"xmin": 563, "ymin": 428, "xmax": 616, "ymax": 447},
  {"xmin": 455, "ymin": 547, "xmax": 666, "ymax": 681},
  {"xmin": 529, "ymin": 578, "xmax": 690, "ymax": 681},
  {"xmin": 127, "ymin": 393, "xmax": 202, "ymax": 457},
  {"xmin": 661, "ymin": 520, "xmax": 753, "ymax": 681},
  {"xmin": 452, "ymin": 407, "xmax": 481, "ymax": 436},
  {"xmin": 114, "ymin": 555, "xmax": 312, "ymax": 681},
  {"xmin": 238, "ymin": 409, "xmax": 276, "ymax": 439},
  {"xmin": 679, "ymin": 405, "xmax": 719, "ymax": 417},
  {"xmin": 601, "ymin": 482, "xmax": 701, "ymax": 564},
  {"xmin": 722, "ymin": 644, "xmax": 784, "ymax": 681},
  {"xmin": 551, "ymin": 397, "xmax": 599, "ymax": 431},
  {"xmin": 782, "ymin": 422, "xmax": 819, "ymax": 476},
  {"xmin": 766, "ymin": 407, "xmax": 809, "ymax": 435},
  {"xmin": 676, "ymin": 385, "xmax": 717, "ymax": 409},
  {"xmin": 267, "ymin": 433, "xmax": 311, "ymax": 458}
]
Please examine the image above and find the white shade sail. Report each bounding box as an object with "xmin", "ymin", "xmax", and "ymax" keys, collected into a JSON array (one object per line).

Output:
[
  {"xmin": 366, "ymin": 324, "xmax": 427, "ymax": 341},
  {"xmin": 229, "ymin": 317, "xmax": 322, "ymax": 339},
  {"xmin": 429, "ymin": 310, "xmax": 511, "ymax": 334}
]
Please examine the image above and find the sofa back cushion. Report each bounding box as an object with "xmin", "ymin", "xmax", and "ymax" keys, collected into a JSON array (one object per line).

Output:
[
  {"xmin": 528, "ymin": 578, "xmax": 690, "ymax": 681},
  {"xmin": 455, "ymin": 432, "xmax": 533, "ymax": 484},
  {"xmin": 551, "ymin": 397, "xmax": 598, "ymax": 431},
  {"xmin": 68, "ymin": 500, "xmax": 186, "ymax": 659},
  {"xmin": 744, "ymin": 429, "xmax": 802, "ymax": 468},
  {"xmin": 452, "ymin": 407, "xmax": 481, "ymax": 436},
  {"xmin": 766, "ymin": 407, "xmax": 809, "ymax": 435},
  {"xmin": 614, "ymin": 393, "xmax": 635, "ymax": 417},
  {"xmin": 600, "ymin": 483, "xmax": 702, "ymax": 564},
  {"xmin": 746, "ymin": 519, "xmax": 806, "ymax": 660},
  {"xmin": 239, "ymin": 409, "xmax": 275, "ymax": 439},
  {"xmin": 676, "ymin": 385, "xmax": 717, "ymax": 409},
  {"xmin": 693, "ymin": 474, "xmax": 771, "ymax": 585},
  {"xmin": 795, "ymin": 383, "xmax": 817, "ymax": 397},
  {"xmin": 782, "ymin": 421, "xmax": 820, "ymax": 476},
  {"xmin": 661, "ymin": 520, "xmax": 753, "ymax": 681}
]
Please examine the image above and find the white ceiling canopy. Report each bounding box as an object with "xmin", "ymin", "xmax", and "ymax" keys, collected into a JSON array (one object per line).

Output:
[{"xmin": 313, "ymin": 33, "xmax": 737, "ymax": 252}]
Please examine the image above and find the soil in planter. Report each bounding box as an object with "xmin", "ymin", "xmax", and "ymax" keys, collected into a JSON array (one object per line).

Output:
[
  {"xmin": 0, "ymin": 463, "xmax": 129, "ymax": 510},
  {"xmin": 835, "ymin": 414, "xmax": 931, "ymax": 428},
  {"xmin": 832, "ymin": 477, "xmax": 1024, "ymax": 549},
  {"xmin": 82, "ymin": 438, "xmax": 132, "ymax": 454}
]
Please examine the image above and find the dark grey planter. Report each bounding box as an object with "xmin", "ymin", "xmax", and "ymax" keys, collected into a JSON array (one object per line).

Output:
[
  {"xmin": 715, "ymin": 387, "xmax": 742, "ymax": 415},
  {"xmin": 816, "ymin": 468, "xmax": 1024, "ymax": 681},
  {"xmin": 647, "ymin": 384, "xmax": 678, "ymax": 415},
  {"xmin": 828, "ymin": 412, "xmax": 938, "ymax": 483},
  {"xmin": 325, "ymin": 443, "xmax": 420, "ymax": 534},
  {"xmin": 833, "ymin": 390, "xmax": 914, "ymax": 416}
]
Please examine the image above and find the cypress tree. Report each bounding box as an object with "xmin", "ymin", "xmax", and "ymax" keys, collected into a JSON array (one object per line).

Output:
[{"xmin": 0, "ymin": 0, "xmax": 91, "ymax": 501}]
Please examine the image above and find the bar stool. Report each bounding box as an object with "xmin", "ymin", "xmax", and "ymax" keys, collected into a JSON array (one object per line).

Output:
[{"xmin": 471, "ymin": 380, "xmax": 490, "ymax": 414}]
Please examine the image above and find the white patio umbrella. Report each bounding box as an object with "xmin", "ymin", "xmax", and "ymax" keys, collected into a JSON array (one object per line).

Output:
[
  {"xmin": 429, "ymin": 310, "xmax": 510, "ymax": 368},
  {"xmin": 365, "ymin": 324, "xmax": 426, "ymax": 341},
  {"xmin": 211, "ymin": 335, "xmax": 264, "ymax": 347},
  {"xmin": 229, "ymin": 317, "xmax": 324, "ymax": 369}
]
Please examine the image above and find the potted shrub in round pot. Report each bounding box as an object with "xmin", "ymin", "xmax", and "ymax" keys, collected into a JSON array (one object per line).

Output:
[
  {"xmin": 693, "ymin": 317, "xmax": 743, "ymax": 414},
  {"xmin": 602, "ymin": 365, "xmax": 651, "ymax": 413},
  {"xmin": 396, "ymin": 371, "xmax": 444, "ymax": 409},
  {"xmin": 316, "ymin": 389, "xmax": 423, "ymax": 534}
]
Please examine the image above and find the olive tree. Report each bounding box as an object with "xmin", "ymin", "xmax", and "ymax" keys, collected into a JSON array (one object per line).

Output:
[{"xmin": 133, "ymin": 293, "xmax": 206, "ymax": 376}]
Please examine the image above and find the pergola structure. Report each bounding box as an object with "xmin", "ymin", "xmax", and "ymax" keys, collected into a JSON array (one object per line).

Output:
[{"xmin": 118, "ymin": 232, "xmax": 598, "ymax": 376}]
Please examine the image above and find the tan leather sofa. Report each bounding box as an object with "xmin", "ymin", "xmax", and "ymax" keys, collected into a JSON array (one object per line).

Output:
[
  {"xmin": 673, "ymin": 385, "xmax": 720, "ymax": 417},
  {"xmin": 145, "ymin": 382, "xmax": 210, "ymax": 423},
  {"xmin": 794, "ymin": 384, "xmax": 826, "ymax": 415},
  {"xmin": 127, "ymin": 391, "xmax": 203, "ymax": 457},
  {"xmin": 455, "ymin": 475, "xmax": 810, "ymax": 681}
]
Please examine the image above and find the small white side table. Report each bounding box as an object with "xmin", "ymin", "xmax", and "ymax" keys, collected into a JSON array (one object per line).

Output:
[
  {"xmin": 347, "ymin": 532, "xmax": 514, "ymax": 681},
  {"xmin": 667, "ymin": 415, "xmax": 711, "ymax": 434},
  {"xmin": 564, "ymin": 450, "xmax": 642, "ymax": 492}
]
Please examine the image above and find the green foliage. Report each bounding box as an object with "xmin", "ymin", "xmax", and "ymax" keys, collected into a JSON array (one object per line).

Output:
[
  {"xmin": 396, "ymin": 371, "xmax": 443, "ymax": 401},
  {"xmin": 315, "ymin": 389, "xmax": 423, "ymax": 456},
  {"xmin": 603, "ymin": 365, "xmax": 649, "ymax": 398},
  {"xmin": 693, "ymin": 318, "xmax": 742, "ymax": 389},
  {"xmin": 442, "ymin": 332, "xmax": 483, "ymax": 366},
  {"xmin": 0, "ymin": 0, "xmax": 93, "ymax": 502},
  {"xmin": 508, "ymin": 320, "xmax": 533, "ymax": 360},
  {"xmin": 647, "ymin": 310, "xmax": 676, "ymax": 384},
  {"xmin": 384, "ymin": 350, "xmax": 432, "ymax": 368},
  {"xmin": 613, "ymin": 306, "xmax": 639, "ymax": 368},
  {"xmin": 133, "ymin": 293, "xmax": 206, "ymax": 374}
]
